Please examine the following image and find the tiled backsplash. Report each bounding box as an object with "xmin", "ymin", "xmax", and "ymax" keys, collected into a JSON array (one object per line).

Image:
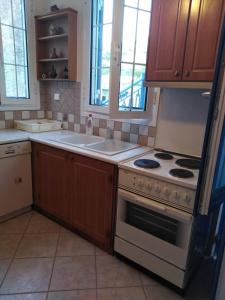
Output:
[
  {"xmin": 0, "ymin": 81, "xmax": 156, "ymax": 147},
  {"xmin": 40, "ymin": 81, "xmax": 81, "ymax": 124},
  {"xmin": 59, "ymin": 115, "xmax": 156, "ymax": 147},
  {"xmin": 0, "ymin": 110, "xmax": 45, "ymax": 130}
]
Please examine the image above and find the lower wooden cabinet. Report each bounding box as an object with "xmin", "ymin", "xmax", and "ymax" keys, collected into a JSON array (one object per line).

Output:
[
  {"xmin": 32, "ymin": 143, "xmax": 117, "ymax": 253},
  {"xmin": 68, "ymin": 154, "xmax": 116, "ymax": 250},
  {"xmin": 32, "ymin": 144, "xmax": 69, "ymax": 222}
]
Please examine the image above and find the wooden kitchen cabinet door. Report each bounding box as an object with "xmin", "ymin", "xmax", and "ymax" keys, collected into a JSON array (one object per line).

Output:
[
  {"xmin": 146, "ymin": 0, "xmax": 190, "ymax": 81},
  {"xmin": 182, "ymin": 0, "xmax": 225, "ymax": 81},
  {"xmin": 33, "ymin": 144, "xmax": 69, "ymax": 222},
  {"xmin": 69, "ymin": 154, "xmax": 117, "ymax": 252}
]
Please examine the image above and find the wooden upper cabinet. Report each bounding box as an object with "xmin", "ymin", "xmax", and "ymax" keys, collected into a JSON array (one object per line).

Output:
[
  {"xmin": 146, "ymin": 0, "xmax": 191, "ymax": 81},
  {"xmin": 146, "ymin": 0, "xmax": 224, "ymax": 82},
  {"xmin": 183, "ymin": 0, "xmax": 225, "ymax": 81}
]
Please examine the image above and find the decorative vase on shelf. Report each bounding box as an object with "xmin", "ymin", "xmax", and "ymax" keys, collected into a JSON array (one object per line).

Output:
[
  {"xmin": 50, "ymin": 5, "xmax": 59, "ymax": 12},
  {"xmin": 41, "ymin": 73, "xmax": 47, "ymax": 79},
  {"xmin": 64, "ymin": 66, "xmax": 68, "ymax": 79},
  {"xmin": 48, "ymin": 24, "xmax": 57, "ymax": 36},
  {"xmin": 56, "ymin": 26, "xmax": 64, "ymax": 34},
  {"xmin": 50, "ymin": 65, "xmax": 57, "ymax": 79},
  {"xmin": 50, "ymin": 48, "xmax": 58, "ymax": 59}
]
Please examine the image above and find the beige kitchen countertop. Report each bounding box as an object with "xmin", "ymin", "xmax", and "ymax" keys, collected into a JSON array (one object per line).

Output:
[{"xmin": 0, "ymin": 129, "xmax": 151, "ymax": 164}]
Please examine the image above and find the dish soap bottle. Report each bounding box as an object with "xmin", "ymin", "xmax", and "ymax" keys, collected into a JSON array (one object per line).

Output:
[{"xmin": 86, "ymin": 114, "xmax": 93, "ymax": 135}]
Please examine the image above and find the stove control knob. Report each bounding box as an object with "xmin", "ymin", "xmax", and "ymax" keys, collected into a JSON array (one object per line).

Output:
[
  {"xmin": 137, "ymin": 179, "xmax": 144, "ymax": 189},
  {"xmin": 155, "ymin": 184, "xmax": 161, "ymax": 194},
  {"xmin": 163, "ymin": 187, "xmax": 170, "ymax": 196},
  {"xmin": 182, "ymin": 193, "xmax": 191, "ymax": 204},
  {"xmin": 146, "ymin": 182, "xmax": 153, "ymax": 191},
  {"xmin": 172, "ymin": 191, "xmax": 180, "ymax": 200}
]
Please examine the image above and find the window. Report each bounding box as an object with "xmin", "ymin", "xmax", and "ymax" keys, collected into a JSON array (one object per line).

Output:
[
  {"xmin": 0, "ymin": 0, "xmax": 29, "ymax": 99},
  {"xmin": 119, "ymin": 0, "xmax": 151, "ymax": 112},
  {"xmin": 89, "ymin": 0, "xmax": 152, "ymax": 118},
  {"xmin": 90, "ymin": 0, "xmax": 113, "ymax": 107},
  {"xmin": 0, "ymin": 0, "xmax": 40, "ymax": 109}
]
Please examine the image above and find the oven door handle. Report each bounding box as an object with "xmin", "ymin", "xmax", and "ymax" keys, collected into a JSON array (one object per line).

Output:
[
  {"xmin": 118, "ymin": 189, "xmax": 193, "ymax": 223},
  {"xmin": 119, "ymin": 190, "xmax": 166, "ymax": 212}
]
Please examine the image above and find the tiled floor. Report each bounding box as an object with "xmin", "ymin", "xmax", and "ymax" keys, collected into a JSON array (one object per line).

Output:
[{"xmin": 0, "ymin": 211, "xmax": 195, "ymax": 300}]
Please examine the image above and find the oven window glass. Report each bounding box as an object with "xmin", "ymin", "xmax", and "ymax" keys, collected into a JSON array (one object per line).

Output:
[{"xmin": 126, "ymin": 203, "xmax": 179, "ymax": 245}]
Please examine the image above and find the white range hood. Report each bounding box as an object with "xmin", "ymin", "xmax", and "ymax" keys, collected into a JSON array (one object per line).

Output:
[{"xmin": 154, "ymin": 88, "xmax": 210, "ymax": 157}]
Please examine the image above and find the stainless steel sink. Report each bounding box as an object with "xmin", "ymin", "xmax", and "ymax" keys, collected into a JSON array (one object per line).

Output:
[
  {"xmin": 53, "ymin": 133, "xmax": 104, "ymax": 146},
  {"xmin": 85, "ymin": 139, "xmax": 139, "ymax": 155}
]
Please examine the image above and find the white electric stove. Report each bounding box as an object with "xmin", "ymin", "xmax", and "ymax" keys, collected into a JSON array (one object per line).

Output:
[
  {"xmin": 119, "ymin": 149, "xmax": 200, "ymax": 213},
  {"xmin": 115, "ymin": 149, "xmax": 204, "ymax": 289}
]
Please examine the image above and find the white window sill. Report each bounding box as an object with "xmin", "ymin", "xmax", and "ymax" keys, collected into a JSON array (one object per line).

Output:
[
  {"xmin": 81, "ymin": 110, "xmax": 155, "ymax": 126},
  {"xmin": 0, "ymin": 103, "xmax": 40, "ymax": 111}
]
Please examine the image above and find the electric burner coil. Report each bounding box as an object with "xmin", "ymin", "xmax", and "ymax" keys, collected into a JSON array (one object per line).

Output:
[
  {"xmin": 134, "ymin": 159, "xmax": 160, "ymax": 169},
  {"xmin": 169, "ymin": 168, "xmax": 194, "ymax": 178}
]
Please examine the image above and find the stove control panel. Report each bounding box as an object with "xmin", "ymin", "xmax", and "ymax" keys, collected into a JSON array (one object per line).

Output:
[{"xmin": 119, "ymin": 169, "xmax": 196, "ymax": 211}]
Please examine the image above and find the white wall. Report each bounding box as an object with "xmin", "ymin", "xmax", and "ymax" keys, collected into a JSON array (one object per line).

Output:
[
  {"xmin": 32, "ymin": 0, "xmax": 45, "ymax": 15},
  {"xmin": 155, "ymin": 89, "xmax": 210, "ymax": 157}
]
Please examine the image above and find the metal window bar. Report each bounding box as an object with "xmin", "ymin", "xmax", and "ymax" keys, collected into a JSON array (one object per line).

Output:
[
  {"xmin": 90, "ymin": 0, "xmax": 113, "ymax": 106},
  {"xmin": 118, "ymin": 0, "xmax": 151, "ymax": 111},
  {"xmin": 0, "ymin": 0, "xmax": 29, "ymax": 99}
]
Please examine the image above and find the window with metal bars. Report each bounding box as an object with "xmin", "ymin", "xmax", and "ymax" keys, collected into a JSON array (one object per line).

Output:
[
  {"xmin": 89, "ymin": 0, "xmax": 152, "ymax": 118},
  {"xmin": 119, "ymin": 0, "xmax": 151, "ymax": 112},
  {"xmin": 0, "ymin": 0, "xmax": 29, "ymax": 100}
]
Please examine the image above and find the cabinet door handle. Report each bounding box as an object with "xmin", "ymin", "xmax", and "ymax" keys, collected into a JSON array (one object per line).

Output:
[
  {"xmin": 185, "ymin": 71, "xmax": 190, "ymax": 77},
  {"xmin": 174, "ymin": 70, "xmax": 180, "ymax": 77},
  {"xmin": 14, "ymin": 177, "xmax": 22, "ymax": 184}
]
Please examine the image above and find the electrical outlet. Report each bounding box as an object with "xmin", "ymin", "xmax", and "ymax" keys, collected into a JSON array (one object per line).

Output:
[{"xmin": 54, "ymin": 93, "xmax": 60, "ymax": 101}]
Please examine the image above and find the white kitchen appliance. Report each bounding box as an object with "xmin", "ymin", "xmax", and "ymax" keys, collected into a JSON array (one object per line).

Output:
[
  {"xmin": 115, "ymin": 149, "xmax": 204, "ymax": 288},
  {"xmin": 0, "ymin": 141, "xmax": 32, "ymax": 221}
]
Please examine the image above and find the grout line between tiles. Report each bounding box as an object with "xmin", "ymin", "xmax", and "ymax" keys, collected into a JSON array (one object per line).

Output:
[
  {"xmin": 143, "ymin": 285, "xmax": 148, "ymax": 300},
  {"xmin": 0, "ymin": 212, "xmax": 153, "ymax": 299},
  {"xmin": 46, "ymin": 285, "xmax": 144, "ymax": 293},
  {"xmin": 46, "ymin": 228, "xmax": 61, "ymax": 295},
  {"xmin": 0, "ymin": 286, "xmax": 150, "ymax": 297},
  {"xmin": 138, "ymin": 272, "xmax": 148, "ymax": 300},
  {"xmin": 94, "ymin": 246, "xmax": 98, "ymax": 300},
  {"xmin": 0, "ymin": 211, "xmax": 34, "ymax": 290}
]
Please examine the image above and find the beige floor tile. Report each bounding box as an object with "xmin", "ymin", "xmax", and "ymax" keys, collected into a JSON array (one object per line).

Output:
[
  {"xmin": 50, "ymin": 256, "xmax": 96, "ymax": 291},
  {"xmin": 98, "ymin": 287, "xmax": 146, "ymax": 300},
  {"xmin": 26, "ymin": 213, "xmax": 61, "ymax": 234},
  {"xmin": 56, "ymin": 233, "xmax": 95, "ymax": 256},
  {"xmin": 144, "ymin": 285, "xmax": 185, "ymax": 300},
  {"xmin": 48, "ymin": 290, "xmax": 97, "ymax": 300},
  {"xmin": 96, "ymin": 255, "xmax": 142, "ymax": 288},
  {"xmin": 0, "ymin": 258, "xmax": 53, "ymax": 294},
  {"xmin": 15, "ymin": 233, "xmax": 58, "ymax": 258},
  {"xmin": 0, "ymin": 213, "xmax": 32, "ymax": 234},
  {"xmin": 60, "ymin": 226, "xmax": 71, "ymax": 233},
  {"xmin": 0, "ymin": 293, "xmax": 47, "ymax": 300},
  {"xmin": 95, "ymin": 247, "xmax": 108, "ymax": 256},
  {"xmin": 140, "ymin": 273, "xmax": 159, "ymax": 286},
  {"xmin": 0, "ymin": 235, "xmax": 22, "ymax": 259},
  {"xmin": 0, "ymin": 260, "xmax": 11, "ymax": 285}
]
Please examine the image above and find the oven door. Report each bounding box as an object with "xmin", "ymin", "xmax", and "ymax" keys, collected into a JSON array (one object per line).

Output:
[{"xmin": 116, "ymin": 189, "xmax": 193, "ymax": 269}]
